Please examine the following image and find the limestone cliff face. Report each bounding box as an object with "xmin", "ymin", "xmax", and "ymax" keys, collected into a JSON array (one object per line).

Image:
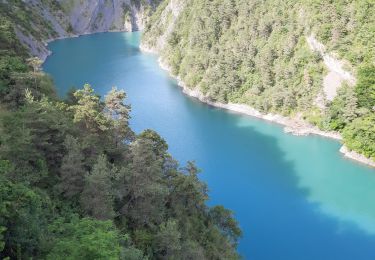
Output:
[
  {"xmin": 59, "ymin": 0, "xmax": 156, "ymax": 34},
  {"xmin": 141, "ymin": 0, "xmax": 186, "ymax": 53},
  {"xmin": 11, "ymin": 0, "xmax": 160, "ymax": 60}
]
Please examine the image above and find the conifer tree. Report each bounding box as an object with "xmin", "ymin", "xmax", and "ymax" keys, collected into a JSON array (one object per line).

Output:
[
  {"xmin": 104, "ymin": 87, "xmax": 133, "ymax": 145},
  {"xmin": 58, "ymin": 135, "xmax": 85, "ymax": 200},
  {"xmin": 81, "ymin": 154, "xmax": 115, "ymax": 220}
]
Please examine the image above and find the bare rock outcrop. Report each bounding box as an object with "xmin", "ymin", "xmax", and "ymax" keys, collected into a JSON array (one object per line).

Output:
[
  {"xmin": 11, "ymin": 0, "xmax": 159, "ymax": 60},
  {"xmin": 306, "ymin": 35, "xmax": 356, "ymax": 104}
]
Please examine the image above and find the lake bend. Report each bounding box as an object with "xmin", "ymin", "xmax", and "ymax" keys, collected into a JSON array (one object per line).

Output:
[{"xmin": 43, "ymin": 32, "xmax": 375, "ymax": 260}]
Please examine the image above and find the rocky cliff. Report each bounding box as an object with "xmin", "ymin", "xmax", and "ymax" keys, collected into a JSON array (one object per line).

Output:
[{"xmin": 1, "ymin": 0, "xmax": 160, "ymax": 60}]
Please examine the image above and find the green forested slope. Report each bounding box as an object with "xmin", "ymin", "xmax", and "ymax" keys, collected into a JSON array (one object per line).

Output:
[
  {"xmin": 142, "ymin": 0, "xmax": 375, "ymax": 160},
  {"xmin": 0, "ymin": 11, "xmax": 241, "ymax": 260},
  {"xmin": 307, "ymin": 1, "xmax": 375, "ymax": 65}
]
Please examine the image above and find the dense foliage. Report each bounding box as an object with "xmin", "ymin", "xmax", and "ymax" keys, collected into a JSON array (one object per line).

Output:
[
  {"xmin": 327, "ymin": 64, "xmax": 375, "ymax": 159},
  {"xmin": 0, "ymin": 0, "xmax": 59, "ymax": 42},
  {"xmin": 0, "ymin": 14, "xmax": 241, "ymax": 260},
  {"xmin": 143, "ymin": 0, "xmax": 375, "ymax": 160}
]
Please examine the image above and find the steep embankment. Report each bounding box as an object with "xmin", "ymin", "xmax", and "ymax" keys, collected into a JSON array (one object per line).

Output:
[
  {"xmin": 0, "ymin": 3, "xmax": 242, "ymax": 259},
  {"xmin": 141, "ymin": 0, "xmax": 375, "ymax": 167},
  {"xmin": 1, "ymin": 0, "xmax": 160, "ymax": 60}
]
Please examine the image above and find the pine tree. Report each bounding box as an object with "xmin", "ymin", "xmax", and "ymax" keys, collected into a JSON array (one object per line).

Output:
[
  {"xmin": 58, "ymin": 135, "xmax": 85, "ymax": 200},
  {"xmin": 154, "ymin": 220, "xmax": 181, "ymax": 259},
  {"xmin": 80, "ymin": 154, "xmax": 114, "ymax": 220},
  {"xmin": 104, "ymin": 87, "xmax": 133, "ymax": 145},
  {"xmin": 72, "ymin": 84, "xmax": 110, "ymax": 132},
  {"xmin": 117, "ymin": 136, "xmax": 167, "ymax": 227}
]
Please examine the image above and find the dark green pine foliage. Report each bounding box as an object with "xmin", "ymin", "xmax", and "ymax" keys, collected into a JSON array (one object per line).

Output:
[
  {"xmin": 117, "ymin": 135, "xmax": 168, "ymax": 228},
  {"xmin": 0, "ymin": 161, "xmax": 52, "ymax": 259},
  {"xmin": 143, "ymin": 0, "xmax": 375, "ymax": 160},
  {"xmin": 58, "ymin": 135, "xmax": 85, "ymax": 200},
  {"xmin": 81, "ymin": 154, "xmax": 115, "ymax": 220},
  {"xmin": 0, "ymin": 3, "xmax": 242, "ymax": 259}
]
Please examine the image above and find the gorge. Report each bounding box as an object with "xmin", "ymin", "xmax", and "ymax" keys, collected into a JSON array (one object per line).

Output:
[
  {"xmin": 1, "ymin": 0, "xmax": 375, "ymax": 259},
  {"xmin": 44, "ymin": 31, "xmax": 375, "ymax": 260}
]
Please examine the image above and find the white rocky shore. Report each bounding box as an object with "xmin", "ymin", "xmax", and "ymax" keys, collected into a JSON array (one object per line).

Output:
[
  {"xmin": 340, "ymin": 146, "xmax": 375, "ymax": 168},
  {"xmin": 140, "ymin": 44, "xmax": 374, "ymax": 168}
]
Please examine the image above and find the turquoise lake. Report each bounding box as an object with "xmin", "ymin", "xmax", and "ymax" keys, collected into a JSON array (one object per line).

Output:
[{"xmin": 43, "ymin": 32, "xmax": 375, "ymax": 259}]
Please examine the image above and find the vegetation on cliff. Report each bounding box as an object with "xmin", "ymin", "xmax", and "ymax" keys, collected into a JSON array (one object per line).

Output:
[
  {"xmin": 142, "ymin": 0, "xmax": 375, "ymax": 161},
  {"xmin": 0, "ymin": 14, "xmax": 241, "ymax": 260}
]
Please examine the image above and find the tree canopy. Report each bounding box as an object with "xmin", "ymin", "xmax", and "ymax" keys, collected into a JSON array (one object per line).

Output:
[
  {"xmin": 0, "ymin": 8, "xmax": 241, "ymax": 258},
  {"xmin": 143, "ymin": 0, "xmax": 375, "ymax": 159}
]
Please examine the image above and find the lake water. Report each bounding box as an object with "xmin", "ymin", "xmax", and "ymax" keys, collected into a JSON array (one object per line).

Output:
[{"xmin": 43, "ymin": 32, "xmax": 375, "ymax": 260}]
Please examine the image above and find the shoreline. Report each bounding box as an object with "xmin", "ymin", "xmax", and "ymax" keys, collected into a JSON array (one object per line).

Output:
[
  {"xmin": 41, "ymin": 33, "xmax": 88, "ymax": 62},
  {"xmin": 140, "ymin": 43, "xmax": 375, "ymax": 168},
  {"xmin": 41, "ymin": 35, "xmax": 375, "ymax": 168},
  {"xmin": 42, "ymin": 29, "xmax": 131, "ymax": 62}
]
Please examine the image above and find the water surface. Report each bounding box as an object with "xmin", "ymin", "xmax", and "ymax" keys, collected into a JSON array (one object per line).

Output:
[{"xmin": 44, "ymin": 32, "xmax": 375, "ymax": 260}]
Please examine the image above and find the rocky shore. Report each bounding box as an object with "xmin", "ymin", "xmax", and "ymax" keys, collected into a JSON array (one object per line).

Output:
[
  {"xmin": 340, "ymin": 146, "xmax": 375, "ymax": 168},
  {"xmin": 140, "ymin": 44, "xmax": 374, "ymax": 168}
]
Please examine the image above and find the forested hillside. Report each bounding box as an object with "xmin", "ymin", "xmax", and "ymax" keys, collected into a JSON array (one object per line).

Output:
[
  {"xmin": 0, "ymin": 5, "xmax": 241, "ymax": 260},
  {"xmin": 142, "ymin": 0, "xmax": 375, "ymax": 161}
]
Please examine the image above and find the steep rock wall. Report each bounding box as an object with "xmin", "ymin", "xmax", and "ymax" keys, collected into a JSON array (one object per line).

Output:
[
  {"xmin": 6, "ymin": 0, "xmax": 160, "ymax": 60},
  {"xmin": 60, "ymin": 0, "xmax": 155, "ymax": 34}
]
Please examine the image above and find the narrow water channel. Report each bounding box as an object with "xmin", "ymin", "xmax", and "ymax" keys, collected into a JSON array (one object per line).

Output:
[{"xmin": 43, "ymin": 32, "xmax": 375, "ymax": 260}]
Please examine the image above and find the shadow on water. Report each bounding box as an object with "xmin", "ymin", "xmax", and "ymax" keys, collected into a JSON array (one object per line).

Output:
[
  {"xmin": 158, "ymin": 87, "xmax": 375, "ymax": 259},
  {"xmin": 199, "ymin": 110, "xmax": 375, "ymax": 260},
  {"xmin": 43, "ymin": 32, "xmax": 375, "ymax": 260}
]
